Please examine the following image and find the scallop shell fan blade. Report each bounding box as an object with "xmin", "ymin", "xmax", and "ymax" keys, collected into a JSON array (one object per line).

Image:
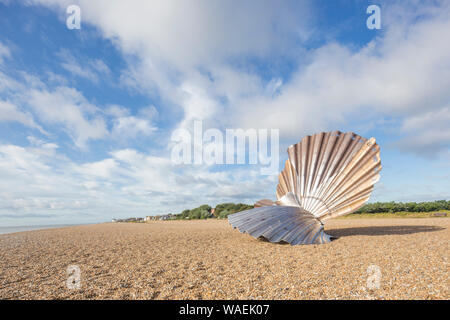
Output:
[
  {"xmin": 277, "ymin": 131, "xmax": 381, "ymax": 221},
  {"xmin": 228, "ymin": 206, "xmax": 333, "ymax": 245}
]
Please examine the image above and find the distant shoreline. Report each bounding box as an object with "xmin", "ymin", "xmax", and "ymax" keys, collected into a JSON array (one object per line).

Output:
[{"xmin": 0, "ymin": 223, "xmax": 95, "ymax": 235}]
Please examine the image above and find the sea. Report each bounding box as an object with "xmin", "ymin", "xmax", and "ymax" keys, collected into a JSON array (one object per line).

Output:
[{"xmin": 0, "ymin": 224, "xmax": 90, "ymax": 235}]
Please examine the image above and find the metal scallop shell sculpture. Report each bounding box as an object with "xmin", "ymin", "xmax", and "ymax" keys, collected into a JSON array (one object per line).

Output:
[{"xmin": 228, "ymin": 131, "xmax": 382, "ymax": 245}]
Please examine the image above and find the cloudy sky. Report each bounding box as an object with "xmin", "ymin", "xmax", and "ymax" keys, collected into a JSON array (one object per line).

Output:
[{"xmin": 0, "ymin": 0, "xmax": 449, "ymax": 226}]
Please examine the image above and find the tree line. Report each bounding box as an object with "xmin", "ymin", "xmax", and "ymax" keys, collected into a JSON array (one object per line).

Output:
[
  {"xmin": 354, "ymin": 200, "xmax": 450, "ymax": 214},
  {"xmin": 174, "ymin": 203, "xmax": 254, "ymax": 220},
  {"xmin": 169, "ymin": 200, "xmax": 449, "ymax": 220}
]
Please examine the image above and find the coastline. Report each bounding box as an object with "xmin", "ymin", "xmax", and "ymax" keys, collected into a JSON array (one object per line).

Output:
[{"xmin": 0, "ymin": 223, "xmax": 96, "ymax": 235}]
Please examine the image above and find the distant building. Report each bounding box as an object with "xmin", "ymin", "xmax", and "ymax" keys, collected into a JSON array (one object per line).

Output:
[
  {"xmin": 112, "ymin": 217, "xmax": 145, "ymax": 223},
  {"xmin": 157, "ymin": 214, "xmax": 174, "ymax": 220},
  {"xmin": 145, "ymin": 216, "xmax": 159, "ymax": 221}
]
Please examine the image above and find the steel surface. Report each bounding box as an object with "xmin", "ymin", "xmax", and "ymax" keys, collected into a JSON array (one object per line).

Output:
[{"xmin": 228, "ymin": 131, "xmax": 381, "ymax": 245}]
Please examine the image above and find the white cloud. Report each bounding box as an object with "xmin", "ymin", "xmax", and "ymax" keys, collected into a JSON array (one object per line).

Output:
[
  {"xmin": 45, "ymin": 71, "xmax": 69, "ymax": 86},
  {"xmin": 26, "ymin": 136, "xmax": 59, "ymax": 157},
  {"xmin": 0, "ymin": 141, "xmax": 275, "ymax": 223},
  {"xmin": 108, "ymin": 105, "xmax": 158, "ymax": 139},
  {"xmin": 111, "ymin": 116, "xmax": 156, "ymax": 138},
  {"xmin": 225, "ymin": 2, "xmax": 450, "ymax": 151},
  {"xmin": 0, "ymin": 70, "xmax": 21, "ymax": 93},
  {"xmin": 1, "ymin": 64, "xmax": 111, "ymax": 149},
  {"xmin": 178, "ymin": 82, "xmax": 221, "ymax": 129},
  {"xmin": 77, "ymin": 0, "xmax": 311, "ymax": 68},
  {"xmin": 77, "ymin": 158, "xmax": 118, "ymax": 178},
  {"xmin": 30, "ymin": 0, "xmax": 450, "ymax": 159},
  {"xmin": 0, "ymin": 143, "xmax": 93, "ymax": 221},
  {"xmin": 57, "ymin": 49, "xmax": 110, "ymax": 83},
  {"xmin": 27, "ymin": 86, "xmax": 108, "ymax": 148},
  {"xmin": 396, "ymin": 106, "xmax": 450, "ymax": 156},
  {"xmin": 0, "ymin": 100, "xmax": 44, "ymax": 131},
  {"xmin": 105, "ymin": 105, "xmax": 129, "ymax": 118},
  {"xmin": 29, "ymin": 0, "xmax": 314, "ymax": 132},
  {"xmin": 0, "ymin": 41, "xmax": 11, "ymax": 64},
  {"xmin": 1, "ymin": 57, "xmax": 155, "ymax": 150},
  {"xmin": 105, "ymin": 104, "xmax": 158, "ymax": 139}
]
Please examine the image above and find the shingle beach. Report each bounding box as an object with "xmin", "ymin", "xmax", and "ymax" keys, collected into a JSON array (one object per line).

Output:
[{"xmin": 0, "ymin": 218, "xmax": 448, "ymax": 299}]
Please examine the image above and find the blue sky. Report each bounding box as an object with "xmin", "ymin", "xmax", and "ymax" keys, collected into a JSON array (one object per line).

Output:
[{"xmin": 0, "ymin": 0, "xmax": 449, "ymax": 226}]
